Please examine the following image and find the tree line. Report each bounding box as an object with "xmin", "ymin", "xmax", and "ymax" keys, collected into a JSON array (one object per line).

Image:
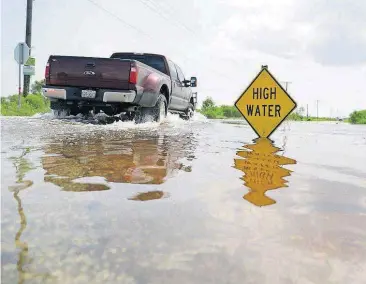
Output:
[
  {"xmin": 198, "ymin": 97, "xmax": 242, "ymax": 119},
  {"xmin": 0, "ymin": 79, "xmax": 49, "ymax": 116},
  {"xmin": 2, "ymin": 84, "xmax": 365, "ymax": 124},
  {"xmin": 198, "ymin": 97, "xmax": 365, "ymax": 124}
]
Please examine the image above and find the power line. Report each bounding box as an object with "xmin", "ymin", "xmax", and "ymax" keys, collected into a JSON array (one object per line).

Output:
[
  {"xmin": 137, "ymin": 0, "xmax": 190, "ymax": 34},
  {"xmin": 146, "ymin": 0, "xmax": 232, "ymax": 66},
  {"xmin": 141, "ymin": 0, "xmax": 196, "ymax": 34},
  {"xmin": 85, "ymin": 0, "xmax": 153, "ymax": 39},
  {"xmin": 84, "ymin": 0, "xmax": 231, "ymax": 80},
  {"xmin": 158, "ymin": 0, "xmax": 200, "ymax": 31}
]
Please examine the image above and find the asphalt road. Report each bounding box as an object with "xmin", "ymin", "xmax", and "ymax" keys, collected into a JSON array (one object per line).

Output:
[{"xmin": 1, "ymin": 114, "xmax": 366, "ymax": 284}]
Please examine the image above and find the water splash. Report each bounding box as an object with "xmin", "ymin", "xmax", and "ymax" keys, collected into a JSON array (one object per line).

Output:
[
  {"xmin": 32, "ymin": 111, "xmax": 208, "ymax": 128},
  {"xmin": 190, "ymin": 112, "xmax": 208, "ymax": 122}
]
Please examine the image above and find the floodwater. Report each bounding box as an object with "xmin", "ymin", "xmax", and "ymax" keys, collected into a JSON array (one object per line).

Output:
[{"xmin": 1, "ymin": 114, "xmax": 366, "ymax": 284}]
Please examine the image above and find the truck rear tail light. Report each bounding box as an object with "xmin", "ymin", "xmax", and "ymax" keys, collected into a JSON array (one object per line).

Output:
[
  {"xmin": 45, "ymin": 62, "xmax": 50, "ymax": 79},
  {"xmin": 129, "ymin": 66, "xmax": 138, "ymax": 84}
]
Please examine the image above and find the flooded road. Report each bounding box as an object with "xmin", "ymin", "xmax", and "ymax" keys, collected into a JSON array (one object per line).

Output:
[{"xmin": 1, "ymin": 114, "xmax": 366, "ymax": 284}]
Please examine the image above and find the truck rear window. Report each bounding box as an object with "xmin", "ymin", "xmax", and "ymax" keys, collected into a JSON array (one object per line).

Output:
[{"xmin": 111, "ymin": 54, "xmax": 167, "ymax": 75}]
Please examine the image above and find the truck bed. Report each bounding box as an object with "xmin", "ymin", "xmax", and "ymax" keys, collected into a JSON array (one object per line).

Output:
[{"xmin": 47, "ymin": 55, "xmax": 132, "ymax": 90}]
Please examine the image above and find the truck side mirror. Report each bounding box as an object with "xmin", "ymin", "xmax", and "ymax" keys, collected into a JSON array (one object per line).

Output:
[
  {"xmin": 182, "ymin": 79, "xmax": 190, "ymax": 87},
  {"xmin": 190, "ymin": 77, "xmax": 197, "ymax": 87}
]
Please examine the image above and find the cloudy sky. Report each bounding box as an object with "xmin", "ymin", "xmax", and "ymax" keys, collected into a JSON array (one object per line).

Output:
[{"xmin": 2, "ymin": 0, "xmax": 366, "ymax": 117}]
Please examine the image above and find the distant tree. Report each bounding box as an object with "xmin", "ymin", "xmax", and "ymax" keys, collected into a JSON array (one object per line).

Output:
[
  {"xmin": 293, "ymin": 106, "xmax": 305, "ymax": 120},
  {"xmin": 297, "ymin": 106, "xmax": 305, "ymax": 116},
  {"xmin": 349, "ymin": 110, "xmax": 366, "ymax": 124},
  {"xmin": 295, "ymin": 107, "xmax": 305, "ymax": 117},
  {"xmin": 202, "ymin": 97, "xmax": 215, "ymax": 111},
  {"xmin": 31, "ymin": 79, "xmax": 45, "ymax": 94},
  {"xmin": 221, "ymin": 105, "xmax": 241, "ymax": 118}
]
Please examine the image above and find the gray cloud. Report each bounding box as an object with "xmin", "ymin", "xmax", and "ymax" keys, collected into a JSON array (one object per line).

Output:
[
  {"xmin": 221, "ymin": 0, "xmax": 366, "ymax": 66},
  {"xmin": 309, "ymin": 28, "xmax": 366, "ymax": 66},
  {"xmin": 300, "ymin": 0, "xmax": 366, "ymax": 66}
]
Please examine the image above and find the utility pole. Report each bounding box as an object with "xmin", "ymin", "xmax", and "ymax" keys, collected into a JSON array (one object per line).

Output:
[
  {"xmin": 23, "ymin": 0, "xmax": 34, "ymax": 96},
  {"xmin": 282, "ymin": 81, "xmax": 292, "ymax": 92},
  {"xmin": 306, "ymin": 104, "xmax": 309, "ymax": 119},
  {"xmin": 316, "ymin": 100, "xmax": 319, "ymax": 120}
]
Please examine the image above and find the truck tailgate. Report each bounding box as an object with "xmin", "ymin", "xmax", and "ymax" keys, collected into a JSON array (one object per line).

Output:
[{"xmin": 48, "ymin": 56, "xmax": 131, "ymax": 89}]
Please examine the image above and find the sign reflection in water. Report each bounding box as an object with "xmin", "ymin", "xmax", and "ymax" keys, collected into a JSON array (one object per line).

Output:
[{"xmin": 233, "ymin": 138, "xmax": 297, "ymax": 207}]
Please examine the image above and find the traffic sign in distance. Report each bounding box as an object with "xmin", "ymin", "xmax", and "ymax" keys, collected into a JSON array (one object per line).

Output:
[
  {"xmin": 235, "ymin": 66, "xmax": 297, "ymax": 138},
  {"xmin": 23, "ymin": 56, "xmax": 36, "ymax": 76},
  {"xmin": 14, "ymin": 42, "xmax": 30, "ymax": 65},
  {"xmin": 25, "ymin": 56, "xmax": 35, "ymax": 66}
]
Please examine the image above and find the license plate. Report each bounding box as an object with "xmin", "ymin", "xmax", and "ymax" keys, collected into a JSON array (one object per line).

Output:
[{"xmin": 81, "ymin": 89, "xmax": 96, "ymax": 98}]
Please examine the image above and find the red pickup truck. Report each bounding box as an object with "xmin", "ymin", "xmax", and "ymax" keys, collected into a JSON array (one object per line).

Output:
[{"xmin": 42, "ymin": 52, "xmax": 198, "ymax": 122}]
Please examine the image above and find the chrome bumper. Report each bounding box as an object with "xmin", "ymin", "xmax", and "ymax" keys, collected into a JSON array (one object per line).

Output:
[
  {"xmin": 42, "ymin": 88, "xmax": 66, "ymax": 99},
  {"xmin": 42, "ymin": 87, "xmax": 136, "ymax": 103},
  {"xmin": 103, "ymin": 91, "xmax": 136, "ymax": 103}
]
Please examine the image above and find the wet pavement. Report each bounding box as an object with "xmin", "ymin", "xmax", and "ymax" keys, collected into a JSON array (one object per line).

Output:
[{"xmin": 1, "ymin": 114, "xmax": 366, "ymax": 284}]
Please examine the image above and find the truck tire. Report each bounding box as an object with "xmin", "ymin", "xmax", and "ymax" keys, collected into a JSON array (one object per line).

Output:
[
  {"xmin": 135, "ymin": 94, "xmax": 167, "ymax": 124},
  {"xmin": 50, "ymin": 101, "xmax": 68, "ymax": 116},
  {"xmin": 51, "ymin": 101, "xmax": 80, "ymax": 116},
  {"xmin": 180, "ymin": 103, "xmax": 194, "ymax": 120}
]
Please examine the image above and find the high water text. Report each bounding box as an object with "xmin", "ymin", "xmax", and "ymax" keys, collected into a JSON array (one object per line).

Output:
[{"xmin": 246, "ymin": 87, "xmax": 281, "ymax": 117}]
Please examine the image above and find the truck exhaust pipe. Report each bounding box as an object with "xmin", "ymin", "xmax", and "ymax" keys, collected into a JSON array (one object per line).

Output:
[{"xmin": 126, "ymin": 106, "xmax": 139, "ymax": 112}]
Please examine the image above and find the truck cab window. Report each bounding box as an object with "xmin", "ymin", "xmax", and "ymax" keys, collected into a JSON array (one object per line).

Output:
[
  {"xmin": 176, "ymin": 65, "xmax": 185, "ymax": 83},
  {"xmin": 111, "ymin": 53, "xmax": 168, "ymax": 75},
  {"xmin": 168, "ymin": 60, "xmax": 178, "ymax": 81}
]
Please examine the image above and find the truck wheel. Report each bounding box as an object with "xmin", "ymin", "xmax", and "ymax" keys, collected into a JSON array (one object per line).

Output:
[
  {"xmin": 80, "ymin": 108, "xmax": 91, "ymax": 117},
  {"xmin": 187, "ymin": 103, "xmax": 194, "ymax": 119},
  {"xmin": 154, "ymin": 94, "xmax": 167, "ymax": 122},
  {"xmin": 135, "ymin": 94, "xmax": 167, "ymax": 124},
  {"xmin": 69, "ymin": 109, "xmax": 80, "ymax": 116},
  {"xmin": 51, "ymin": 101, "xmax": 70, "ymax": 117},
  {"xmin": 181, "ymin": 103, "xmax": 194, "ymax": 120}
]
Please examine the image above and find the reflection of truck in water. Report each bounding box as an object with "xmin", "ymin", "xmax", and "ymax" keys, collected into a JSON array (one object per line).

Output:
[{"xmin": 41, "ymin": 132, "xmax": 196, "ymax": 193}]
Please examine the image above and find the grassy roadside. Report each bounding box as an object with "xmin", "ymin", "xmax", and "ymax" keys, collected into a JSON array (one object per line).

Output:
[
  {"xmin": 287, "ymin": 112, "xmax": 339, "ymax": 122},
  {"xmin": 1, "ymin": 91, "xmax": 364, "ymax": 125},
  {"xmin": 196, "ymin": 106, "xmax": 242, "ymax": 119},
  {"xmin": 198, "ymin": 97, "xmax": 366, "ymax": 124},
  {"xmin": 1, "ymin": 93, "xmax": 50, "ymax": 116},
  {"xmin": 198, "ymin": 108, "xmax": 339, "ymax": 122},
  {"xmin": 288, "ymin": 110, "xmax": 366, "ymax": 124},
  {"xmin": 197, "ymin": 96, "xmax": 242, "ymax": 119}
]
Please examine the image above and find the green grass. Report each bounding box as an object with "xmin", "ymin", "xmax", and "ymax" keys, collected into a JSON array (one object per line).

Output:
[
  {"xmin": 307, "ymin": 117, "xmax": 338, "ymax": 122},
  {"xmin": 198, "ymin": 105, "xmax": 242, "ymax": 119},
  {"xmin": 199, "ymin": 106, "xmax": 338, "ymax": 122},
  {"xmin": 287, "ymin": 112, "xmax": 338, "ymax": 122},
  {"xmin": 349, "ymin": 110, "xmax": 366, "ymax": 124},
  {"xmin": 287, "ymin": 112, "xmax": 303, "ymax": 121},
  {"xmin": 1, "ymin": 93, "xmax": 50, "ymax": 116}
]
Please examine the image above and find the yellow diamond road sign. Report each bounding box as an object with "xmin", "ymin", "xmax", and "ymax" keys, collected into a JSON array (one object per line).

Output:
[{"xmin": 235, "ymin": 66, "xmax": 297, "ymax": 138}]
